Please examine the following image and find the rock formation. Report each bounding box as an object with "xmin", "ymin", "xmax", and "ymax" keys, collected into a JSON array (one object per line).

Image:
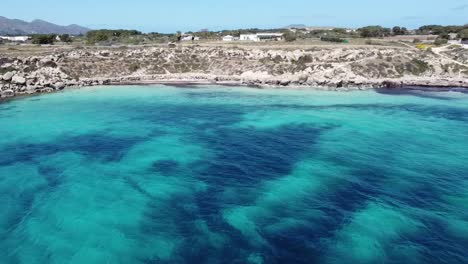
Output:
[{"xmin": 1, "ymin": 44, "xmax": 468, "ymax": 99}]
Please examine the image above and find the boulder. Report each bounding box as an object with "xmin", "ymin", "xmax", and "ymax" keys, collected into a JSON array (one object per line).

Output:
[
  {"xmin": 1, "ymin": 89, "xmax": 15, "ymax": 98},
  {"xmin": 279, "ymin": 79, "xmax": 291, "ymax": 86},
  {"xmin": 11, "ymin": 75, "xmax": 26, "ymax": 85},
  {"xmin": 52, "ymin": 82, "xmax": 65, "ymax": 90},
  {"xmin": 26, "ymin": 85, "xmax": 40, "ymax": 91},
  {"xmin": 41, "ymin": 87, "xmax": 54, "ymax": 93},
  {"xmin": 2, "ymin": 72, "xmax": 14, "ymax": 81},
  {"xmin": 40, "ymin": 58, "xmax": 57, "ymax": 68}
]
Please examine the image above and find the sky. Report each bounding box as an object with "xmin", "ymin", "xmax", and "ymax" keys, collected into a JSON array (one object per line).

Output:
[{"xmin": 2, "ymin": 0, "xmax": 468, "ymax": 32}]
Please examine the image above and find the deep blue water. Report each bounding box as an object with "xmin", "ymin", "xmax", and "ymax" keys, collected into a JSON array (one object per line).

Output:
[{"xmin": 0, "ymin": 85, "xmax": 468, "ymax": 264}]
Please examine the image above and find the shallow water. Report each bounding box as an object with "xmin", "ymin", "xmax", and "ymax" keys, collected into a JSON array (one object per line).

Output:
[{"xmin": 1, "ymin": 85, "xmax": 468, "ymax": 264}]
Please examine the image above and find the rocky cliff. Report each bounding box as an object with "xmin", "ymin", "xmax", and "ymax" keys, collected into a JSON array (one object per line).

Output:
[{"xmin": 1, "ymin": 45, "xmax": 468, "ymax": 99}]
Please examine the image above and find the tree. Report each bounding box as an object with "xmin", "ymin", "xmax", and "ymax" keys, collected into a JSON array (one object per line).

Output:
[
  {"xmin": 31, "ymin": 34, "xmax": 56, "ymax": 45},
  {"xmin": 283, "ymin": 31, "xmax": 297, "ymax": 42},
  {"xmin": 458, "ymin": 29, "xmax": 468, "ymax": 40},
  {"xmin": 392, "ymin": 26, "xmax": 408, "ymax": 36},
  {"xmin": 320, "ymin": 35, "xmax": 345, "ymax": 43},
  {"xmin": 86, "ymin": 30, "xmax": 142, "ymax": 44},
  {"xmin": 332, "ymin": 28, "xmax": 347, "ymax": 34},
  {"xmin": 176, "ymin": 31, "xmax": 182, "ymax": 42},
  {"xmin": 359, "ymin": 26, "xmax": 391, "ymax": 38},
  {"xmin": 60, "ymin": 34, "xmax": 72, "ymax": 43}
]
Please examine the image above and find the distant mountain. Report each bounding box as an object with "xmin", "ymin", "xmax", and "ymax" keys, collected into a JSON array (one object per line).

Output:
[{"xmin": 0, "ymin": 16, "xmax": 90, "ymax": 35}]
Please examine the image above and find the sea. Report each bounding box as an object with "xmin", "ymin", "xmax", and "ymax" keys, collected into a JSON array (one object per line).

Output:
[{"xmin": 0, "ymin": 85, "xmax": 467, "ymax": 264}]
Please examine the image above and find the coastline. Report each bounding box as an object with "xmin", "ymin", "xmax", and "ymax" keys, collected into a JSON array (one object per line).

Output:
[
  {"xmin": 109, "ymin": 76, "xmax": 468, "ymax": 90},
  {"xmin": 3, "ymin": 79, "xmax": 468, "ymax": 105},
  {"xmin": 2, "ymin": 45, "xmax": 468, "ymax": 100}
]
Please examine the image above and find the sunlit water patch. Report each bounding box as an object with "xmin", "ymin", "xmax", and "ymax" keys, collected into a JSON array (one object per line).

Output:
[{"xmin": 1, "ymin": 85, "xmax": 468, "ymax": 264}]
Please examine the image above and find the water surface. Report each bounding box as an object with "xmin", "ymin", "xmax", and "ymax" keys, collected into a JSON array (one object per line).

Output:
[{"xmin": 1, "ymin": 86, "xmax": 467, "ymax": 263}]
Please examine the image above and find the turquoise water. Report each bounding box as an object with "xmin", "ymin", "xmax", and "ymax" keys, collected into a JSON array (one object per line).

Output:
[{"xmin": 1, "ymin": 85, "xmax": 468, "ymax": 264}]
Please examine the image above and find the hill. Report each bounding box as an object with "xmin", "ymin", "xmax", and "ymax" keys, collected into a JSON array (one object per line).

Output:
[{"xmin": 0, "ymin": 16, "xmax": 90, "ymax": 35}]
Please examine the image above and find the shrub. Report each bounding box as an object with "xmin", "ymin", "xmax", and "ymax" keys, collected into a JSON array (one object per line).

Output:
[
  {"xmin": 434, "ymin": 38, "xmax": 448, "ymax": 46},
  {"xmin": 320, "ymin": 36, "xmax": 344, "ymax": 43},
  {"xmin": 295, "ymin": 55, "xmax": 313, "ymax": 65},
  {"xmin": 128, "ymin": 63, "xmax": 140, "ymax": 72},
  {"xmin": 60, "ymin": 34, "xmax": 72, "ymax": 43},
  {"xmin": 283, "ymin": 31, "xmax": 297, "ymax": 42},
  {"xmin": 458, "ymin": 29, "xmax": 468, "ymax": 40},
  {"xmin": 358, "ymin": 26, "xmax": 391, "ymax": 38},
  {"xmin": 416, "ymin": 43, "xmax": 428, "ymax": 50},
  {"xmin": 31, "ymin": 34, "xmax": 56, "ymax": 45},
  {"xmin": 409, "ymin": 58, "xmax": 430, "ymax": 75},
  {"xmin": 86, "ymin": 30, "xmax": 141, "ymax": 44}
]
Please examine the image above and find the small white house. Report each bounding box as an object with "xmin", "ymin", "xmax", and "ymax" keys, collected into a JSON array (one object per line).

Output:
[
  {"xmin": 222, "ymin": 35, "xmax": 239, "ymax": 41},
  {"xmin": 0, "ymin": 36, "xmax": 30, "ymax": 42},
  {"xmin": 448, "ymin": 33, "xmax": 458, "ymax": 40},
  {"xmin": 181, "ymin": 35, "xmax": 200, "ymax": 41},
  {"xmin": 239, "ymin": 33, "xmax": 284, "ymax": 42},
  {"xmin": 256, "ymin": 33, "xmax": 284, "ymax": 41},
  {"xmin": 240, "ymin": 34, "xmax": 259, "ymax": 42}
]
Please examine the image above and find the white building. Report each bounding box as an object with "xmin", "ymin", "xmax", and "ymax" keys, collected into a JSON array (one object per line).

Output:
[
  {"xmin": 222, "ymin": 35, "xmax": 239, "ymax": 41},
  {"xmin": 256, "ymin": 33, "xmax": 284, "ymax": 41},
  {"xmin": 240, "ymin": 34, "xmax": 259, "ymax": 41},
  {"xmin": 239, "ymin": 33, "xmax": 284, "ymax": 42},
  {"xmin": 181, "ymin": 35, "xmax": 200, "ymax": 41},
  {"xmin": 0, "ymin": 36, "xmax": 30, "ymax": 42},
  {"xmin": 448, "ymin": 33, "xmax": 458, "ymax": 40}
]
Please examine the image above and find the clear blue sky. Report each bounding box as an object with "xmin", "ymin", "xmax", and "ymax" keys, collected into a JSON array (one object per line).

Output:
[{"xmin": 2, "ymin": 0, "xmax": 468, "ymax": 32}]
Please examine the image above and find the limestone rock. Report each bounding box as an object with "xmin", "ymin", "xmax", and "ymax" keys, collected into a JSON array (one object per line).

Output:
[
  {"xmin": 1, "ymin": 89, "xmax": 15, "ymax": 98},
  {"xmin": 2, "ymin": 72, "xmax": 14, "ymax": 81},
  {"xmin": 40, "ymin": 58, "xmax": 57, "ymax": 68},
  {"xmin": 11, "ymin": 75, "xmax": 26, "ymax": 85},
  {"xmin": 41, "ymin": 87, "xmax": 54, "ymax": 93},
  {"xmin": 279, "ymin": 79, "xmax": 291, "ymax": 86},
  {"xmin": 52, "ymin": 82, "xmax": 65, "ymax": 89}
]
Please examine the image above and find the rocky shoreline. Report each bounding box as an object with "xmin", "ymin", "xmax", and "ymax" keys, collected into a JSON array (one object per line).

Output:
[{"xmin": 1, "ymin": 45, "xmax": 468, "ymax": 99}]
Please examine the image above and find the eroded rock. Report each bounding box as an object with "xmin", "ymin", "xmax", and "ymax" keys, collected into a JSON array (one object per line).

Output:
[
  {"xmin": 2, "ymin": 72, "xmax": 14, "ymax": 81},
  {"xmin": 1, "ymin": 89, "xmax": 15, "ymax": 98},
  {"xmin": 11, "ymin": 75, "xmax": 26, "ymax": 85}
]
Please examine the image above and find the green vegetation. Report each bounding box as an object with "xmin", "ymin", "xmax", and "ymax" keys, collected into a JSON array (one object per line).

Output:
[
  {"xmin": 283, "ymin": 31, "xmax": 297, "ymax": 42},
  {"xmin": 434, "ymin": 37, "xmax": 448, "ymax": 46},
  {"xmin": 86, "ymin": 30, "xmax": 142, "ymax": 44},
  {"xmin": 128, "ymin": 63, "xmax": 140, "ymax": 72},
  {"xmin": 408, "ymin": 58, "xmax": 430, "ymax": 75},
  {"xmin": 417, "ymin": 25, "xmax": 468, "ymax": 36},
  {"xmin": 358, "ymin": 26, "xmax": 391, "ymax": 38},
  {"xmin": 64, "ymin": 23, "xmax": 468, "ymax": 46},
  {"xmin": 31, "ymin": 34, "xmax": 56, "ymax": 45},
  {"xmin": 0, "ymin": 66, "xmax": 15, "ymax": 74},
  {"xmin": 320, "ymin": 36, "xmax": 345, "ymax": 43},
  {"xmin": 458, "ymin": 29, "xmax": 468, "ymax": 40},
  {"xmin": 60, "ymin": 34, "xmax": 72, "ymax": 43},
  {"xmin": 392, "ymin": 26, "xmax": 408, "ymax": 35}
]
